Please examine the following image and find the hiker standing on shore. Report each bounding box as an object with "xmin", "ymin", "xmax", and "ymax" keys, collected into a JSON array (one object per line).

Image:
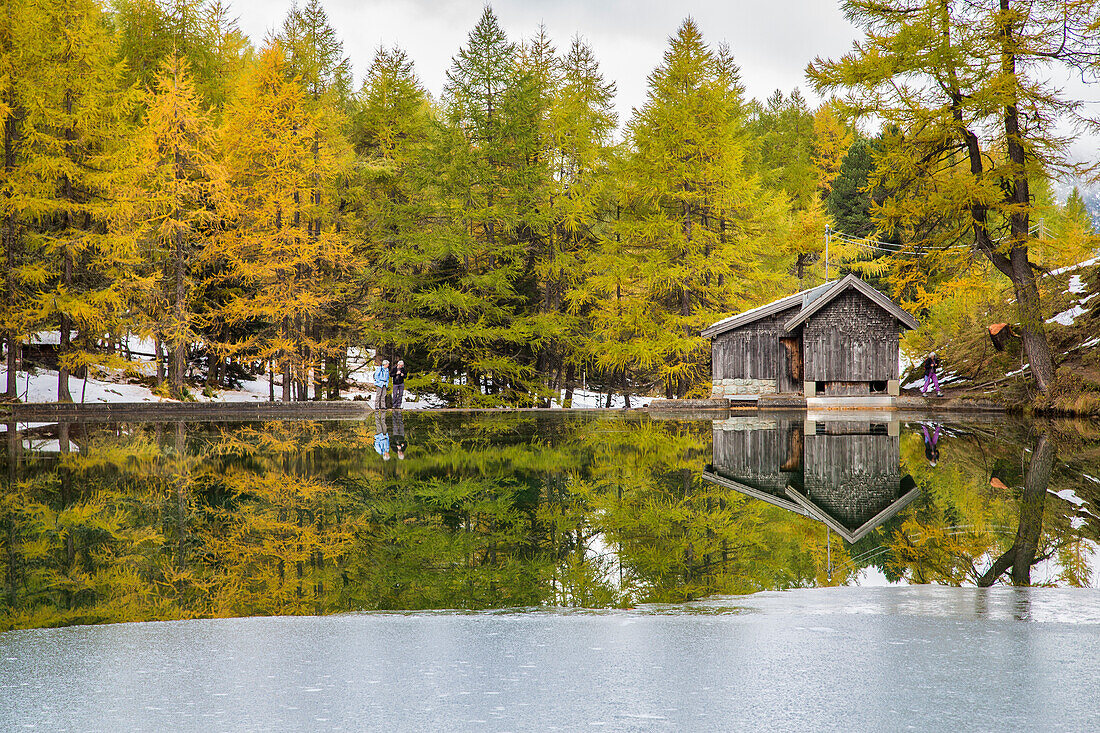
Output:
[
  {"xmin": 373, "ymin": 359, "xmax": 390, "ymax": 410},
  {"xmin": 392, "ymin": 360, "xmax": 407, "ymax": 409},
  {"xmin": 921, "ymin": 351, "xmax": 942, "ymax": 396}
]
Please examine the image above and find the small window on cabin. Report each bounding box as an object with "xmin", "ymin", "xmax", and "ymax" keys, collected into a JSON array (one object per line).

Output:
[
  {"xmin": 815, "ymin": 381, "xmax": 825, "ymax": 395},
  {"xmin": 870, "ymin": 380, "xmax": 887, "ymax": 393},
  {"xmin": 870, "ymin": 423, "xmax": 888, "ymax": 435}
]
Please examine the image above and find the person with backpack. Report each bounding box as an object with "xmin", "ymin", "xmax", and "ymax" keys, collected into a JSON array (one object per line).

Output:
[
  {"xmin": 921, "ymin": 351, "xmax": 942, "ymax": 396},
  {"xmin": 373, "ymin": 359, "xmax": 390, "ymax": 410}
]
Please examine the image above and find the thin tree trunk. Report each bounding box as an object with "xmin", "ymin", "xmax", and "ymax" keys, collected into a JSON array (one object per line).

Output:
[
  {"xmin": 57, "ymin": 250, "xmax": 72, "ymax": 403},
  {"xmin": 3, "ymin": 105, "xmax": 17, "ymax": 400},
  {"xmin": 155, "ymin": 333, "xmax": 164, "ymax": 386},
  {"xmin": 282, "ymin": 315, "xmax": 291, "ymax": 402},
  {"xmin": 5, "ymin": 337, "xmax": 17, "ymax": 400},
  {"xmin": 563, "ymin": 363, "xmax": 575, "ymax": 408},
  {"xmin": 170, "ymin": 226, "xmax": 187, "ymax": 399}
]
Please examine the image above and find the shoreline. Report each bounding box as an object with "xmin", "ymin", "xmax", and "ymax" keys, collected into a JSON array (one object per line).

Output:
[{"xmin": 1, "ymin": 396, "xmax": 1012, "ymax": 423}]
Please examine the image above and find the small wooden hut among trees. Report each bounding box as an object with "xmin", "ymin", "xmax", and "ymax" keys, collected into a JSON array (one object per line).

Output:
[{"xmin": 702, "ymin": 274, "xmax": 918, "ymax": 400}]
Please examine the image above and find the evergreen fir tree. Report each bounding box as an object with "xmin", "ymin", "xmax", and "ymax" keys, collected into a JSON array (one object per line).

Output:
[
  {"xmin": 417, "ymin": 6, "xmax": 546, "ymax": 405},
  {"xmin": 348, "ymin": 45, "xmax": 434, "ymax": 394},
  {"xmin": 275, "ymin": 0, "xmax": 353, "ymax": 399},
  {"xmin": 0, "ymin": 0, "xmax": 38, "ymax": 399},
  {"xmin": 545, "ymin": 36, "xmax": 617, "ymax": 404}
]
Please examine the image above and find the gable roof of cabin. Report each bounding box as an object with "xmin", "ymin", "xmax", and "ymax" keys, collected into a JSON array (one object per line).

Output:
[
  {"xmin": 700, "ymin": 281, "xmax": 834, "ymax": 338},
  {"xmin": 782, "ymin": 273, "xmax": 918, "ymax": 331},
  {"xmin": 701, "ymin": 274, "xmax": 917, "ymax": 339},
  {"xmin": 785, "ymin": 479, "xmax": 920, "ymax": 544}
]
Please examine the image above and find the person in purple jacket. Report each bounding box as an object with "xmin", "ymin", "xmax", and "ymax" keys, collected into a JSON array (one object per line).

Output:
[{"xmin": 921, "ymin": 352, "xmax": 942, "ymax": 397}]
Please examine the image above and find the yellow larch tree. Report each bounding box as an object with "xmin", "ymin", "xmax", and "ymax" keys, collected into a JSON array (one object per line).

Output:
[
  {"xmin": 131, "ymin": 55, "xmax": 231, "ymax": 399},
  {"xmin": 22, "ymin": 0, "xmax": 138, "ymax": 402},
  {"xmin": 212, "ymin": 43, "xmax": 351, "ymax": 402}
]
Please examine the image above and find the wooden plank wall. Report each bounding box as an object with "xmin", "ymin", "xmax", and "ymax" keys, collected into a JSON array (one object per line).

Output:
[
  {"xmin": 711, "ymin": 305, "xmax": 801, "ymax": 382},
  {"xmin": 803, "ymin": 290, "xmax": 899, "ymax": 382}
]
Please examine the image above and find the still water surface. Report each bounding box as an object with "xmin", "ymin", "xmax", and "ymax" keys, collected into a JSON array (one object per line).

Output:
[{"xmin": 2, "ymin": 410, "xmax": 1098, "ymax": 629}]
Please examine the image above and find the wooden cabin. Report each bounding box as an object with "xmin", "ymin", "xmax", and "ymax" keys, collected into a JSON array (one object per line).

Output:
[
  {"xmin": 702, "ymin": 416, "xmax": 919, "ymax": 544},
  {"xmin": 701, "ymin": 274, "xmax": 918, "ymax": 399}
]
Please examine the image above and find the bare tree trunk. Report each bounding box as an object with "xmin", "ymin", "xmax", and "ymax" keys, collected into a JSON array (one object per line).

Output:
[
  {"xmin": 5, "ymin": 337, "xmax": 17, "ymax": 400},
  {"xmin": 170, "ymin": 227, "xmax": 187, "ymax": 399},
  {"xmin": 563, "ymin": 363, "xmax": 575, "ymax": 408},
  {"xmin": 312, "ymin": 318, "xmax": 323, "ymax": 401},
  {"xmin": 282, "ymin": 316, "xmax": 291, "ymax": 402},
  {"xmin": 153, "ymin": 332, "xmax": 163, "ymax": 387},
  {"xmin": 3, "ymin": 76, "xmax": 18, "ymax": 401},
  {"xmin": 57, "ymin": 249, "xmax": 72, "ymax": 403}
]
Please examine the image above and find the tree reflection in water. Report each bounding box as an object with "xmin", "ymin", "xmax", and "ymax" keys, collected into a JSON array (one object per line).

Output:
[{"xmin": 0, "ymin": 413, "xmax": 1096, "ymax": 629}]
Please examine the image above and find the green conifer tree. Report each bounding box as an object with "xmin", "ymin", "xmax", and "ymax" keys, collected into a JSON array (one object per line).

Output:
[
  {"xmin": 544, "ymin": 37, "xmax": 618, "ymax": 404},
  {"xmin": 606, "ymin": 19, "xmax": 780, "ymax": 398},
  {"xmin": 0, "ymin": 0, "xmax": 38, "ymax": 399}
]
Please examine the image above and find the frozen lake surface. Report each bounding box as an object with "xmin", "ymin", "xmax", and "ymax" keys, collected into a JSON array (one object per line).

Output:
[{"xmin": 4, "ymin": 586, "xmax": 1100, "ymax": 732}]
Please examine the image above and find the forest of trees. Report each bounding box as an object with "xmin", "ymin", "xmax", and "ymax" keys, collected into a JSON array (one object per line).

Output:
[{"xmin": 1, "ymin": 0, "xmax": 1098, "ymax": 406}]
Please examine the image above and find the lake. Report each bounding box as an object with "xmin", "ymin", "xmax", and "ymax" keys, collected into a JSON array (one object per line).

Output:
[{"xmin": 2, "ymin": 410, "xmax": 1099, "ymax": 730}]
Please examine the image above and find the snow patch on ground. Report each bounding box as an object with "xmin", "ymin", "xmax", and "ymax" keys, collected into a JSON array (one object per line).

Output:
[
  {"xmin": 1051, "ymin": 255, "xmax": 1100, "ymax": 277},
  {"xmin": 1054, "ymin": 488, "xmax": 1088, "ymax": 507},
  {"xmin": 1048, "ymin": 304, "xmax": 1088, "ymax": 326},
  {"xmin": 2, "ymin": 365, "xmax": 634, "ymax": 409},
  {"xmin": 551, "ymin": 388, "xmax": 653, "ymax": 409},
  {"xmin": 1, "ymin": 366, "xmax": 168, "ymax": 404}
]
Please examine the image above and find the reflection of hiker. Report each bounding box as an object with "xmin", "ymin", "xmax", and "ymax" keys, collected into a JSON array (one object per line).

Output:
[
  {"xmin": 921, "ymin": 352, "xmax": 942, "ymax": 396},
  {"xmin": 392, "ymin": 360, "xmax": 407, "ymax": 409},
  {"xmin": 373, "ymin": 359, "xmax": 390, "ymax": 410},
  {"xmin": 374, "ymin": 411, "xmax": 390, "ymax": 461},
  {"xmin": 392, "ymin": 410, "xmax": 408, "ymax": 460},
  {"xmin": 922, "ymin": 423, "xmax": 941, "ymax": 466}
]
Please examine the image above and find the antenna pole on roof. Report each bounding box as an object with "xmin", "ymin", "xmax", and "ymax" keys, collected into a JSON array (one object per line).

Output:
[{"xmin": 824, "ymin": 225, "xmax": 830, "ymax": 281}]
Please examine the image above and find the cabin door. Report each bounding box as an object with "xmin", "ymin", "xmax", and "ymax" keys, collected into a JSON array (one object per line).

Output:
[{"xmin": 778, "ymin": 335, "xmax": 803, "ymax": 394}]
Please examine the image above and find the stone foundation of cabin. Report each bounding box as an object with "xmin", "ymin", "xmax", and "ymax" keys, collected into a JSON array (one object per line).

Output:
[{"xmin": 711, "ymin": 378, "xmax": 777, "ymax": 398}]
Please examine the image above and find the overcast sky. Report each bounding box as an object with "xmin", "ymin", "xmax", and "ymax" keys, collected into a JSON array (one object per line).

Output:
[
  {"xmin": 229, "ymin": 0, "xmax": 1098, "ymax": 172},
  {"xmin": 231, "ymin": 0, "xmax": 860, "ymax": 122}
]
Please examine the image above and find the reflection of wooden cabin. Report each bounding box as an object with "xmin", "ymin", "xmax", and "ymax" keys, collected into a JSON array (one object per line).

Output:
[
  {"xmin": 702, "ymin": 274, "xmax": 919, "ymax": 400},
  {"xmin": 703, "ymin": 417, "xmax": 918, "ymax": 543}
]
